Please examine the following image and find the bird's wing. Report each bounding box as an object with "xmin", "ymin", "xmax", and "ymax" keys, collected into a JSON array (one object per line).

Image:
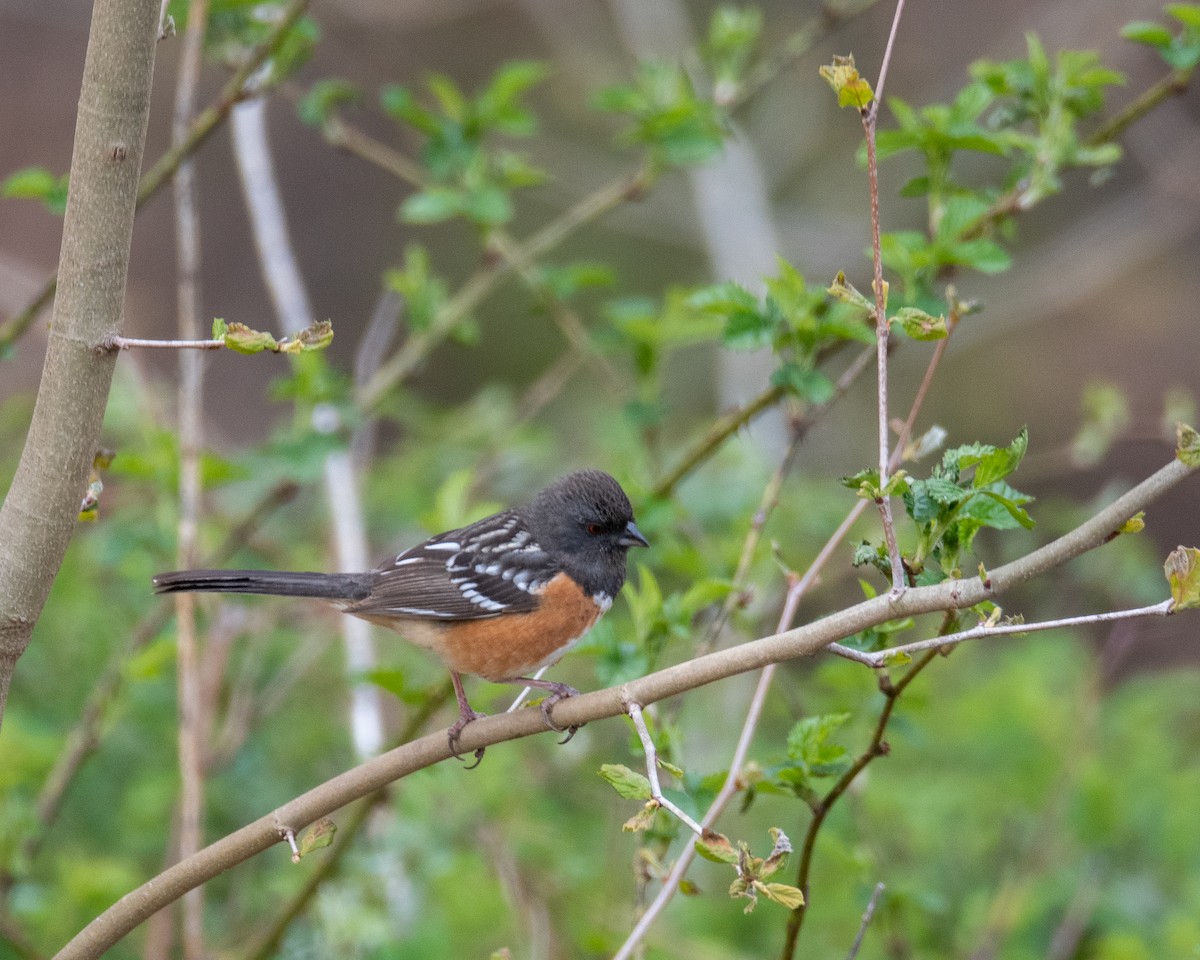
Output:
[{"xmin": 345, "ymin": 511, "xmax": 559, "ymax": 620}]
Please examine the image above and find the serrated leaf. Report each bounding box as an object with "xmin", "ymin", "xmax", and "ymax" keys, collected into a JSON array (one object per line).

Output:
[
  {"xmin": 1176, "ymin": 422, "xmax": 1200, "ymax": 466},
  {"xmin": 972, "ymin": 489, "xmax": 1035, "ymax": 529},
  {"xmin": 968, "ymin": 428, "xmax": 1028, "ymax": 487},
  {"xmin": 599, "ymin": 764, "xmax": 653, "ymax": 800},
  {"xmin": 695, "ymin": 830, "xmax": 739, "ymax": 864},
  {"xmin": 759, "ymin": 882, "xmax": 806, "ymax": 909},
  {"xmin": 1164, "ymin": 546, "xmax": 1200, "ymax": 610}
]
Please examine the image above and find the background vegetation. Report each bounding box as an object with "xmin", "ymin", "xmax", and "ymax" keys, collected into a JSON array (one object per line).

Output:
[{"xmin": 1, "ymin": 1, "xmax": 1199, "ymax": 958}]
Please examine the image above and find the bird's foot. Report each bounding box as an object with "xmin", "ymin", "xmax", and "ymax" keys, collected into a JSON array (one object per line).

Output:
[
  {"xmin": 447, "ymin": 706, "xmax": 487, "ymax": 768},
  {"xmin": 516, "ymin": 678, "xmax": 581, "ymax": 743}
]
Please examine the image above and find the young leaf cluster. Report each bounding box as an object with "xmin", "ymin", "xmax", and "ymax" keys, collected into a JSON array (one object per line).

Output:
[
  {"xmin": 381, "ymin": 62, "xmax": 549, "ymax": 228},
  {"xmin": 1122, "ymin": 4, "xmax": 1200, "ymax": 71},
  {"xmin": 875, "ymin": 35, "xmax": 1125, "ymax": 304},
  {"xmin": 853, "ymin": 428, "xmax": 1033, "ymax": 585}
]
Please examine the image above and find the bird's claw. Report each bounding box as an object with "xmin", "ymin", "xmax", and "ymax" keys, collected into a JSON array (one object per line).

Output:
[
  {"xmin": 447, "ymin": 708, "xmax": 487, "ymax": 768},
  {"xmin": 537, "ymin": 683, "xmax": 581, "ymax": 743}
]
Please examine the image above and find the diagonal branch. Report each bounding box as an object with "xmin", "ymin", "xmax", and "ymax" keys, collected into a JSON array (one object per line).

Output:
[{"xmin": 49, "ymin": 454, "xmax": 1197, "ymax": 960}]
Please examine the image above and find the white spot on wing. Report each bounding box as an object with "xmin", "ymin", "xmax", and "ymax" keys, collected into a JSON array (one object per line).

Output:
[{"xmin": 424, "ymin": 541, "xmax": 460, "ymax": 552}]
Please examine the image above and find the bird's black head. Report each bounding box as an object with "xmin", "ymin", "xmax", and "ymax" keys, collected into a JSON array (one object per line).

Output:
[{"xmin": 522, "ymin": 470, "xmax": 648, "ymax": 598}]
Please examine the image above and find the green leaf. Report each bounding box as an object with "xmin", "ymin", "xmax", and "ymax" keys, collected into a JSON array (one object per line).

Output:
[
  {"xmin": 463, "ymin": 184, "xmax": 513, "ymax": 226},
  {"xmin": 973, "ymin": 488, "xmax": 1035, "ymax": 529},
  {"xmin": 297, "ymin": 79, "xmax": 360, "ymax": 127},
  {"xmin": 294, "ymin": 818, "xmax": 336, "ymax": 861},
  {"xmin": 758, "ymin": 882, "xmax": 806, "ymax": 909},
  {"xmin": 1176, "ymin": 422, "xmax": 1200, "ymax": 466},
  {"xmin": 827, "ymin": 271, "xmax": 874, "ymax": 313},
  {"xmin": 1120, "ymin": 21, "xmax": 1173, "ymax": 48},
  {"xmin": 599, "ymin": 763, "xmax": 653, "ymax": 801},
  {"xmin": 771, "ymin": 363, "xmax": 834, "ymax": 404},
  {"xmin": 2, "ymin": 166, "xmax": 68, "ymax": 215},
  {"xmin": 695, "ymin": 830, "xmax": 739, "ymax": 864},
  {"xmin": 892, "ymin": 307, "xmax": 948, "ymax": 340},
  {"xmin": 1168, "ymin": 4, "xmax": 1200, "ymax": 28},
  {"xmin": 1119, "ymin": 512, "xmax": 1145, "ymax": 535},
  {"xmin": 786, "ymin": 713, "xmax": 850, "ymax": 774},
  {"xmin": 1164, "ymin": 546, "xmax": 1200, "ymax": 610},
  {"xmin": 819, "ymin": 55, "xmax": 874, "ymax": 109},
  {"xmin": 223, "ymin": 322, "xmax": 279, "ymax": 354},
  {"xmin": 401, "ymin": 187, "xmax": 464, "ymax": 224},
  {"xmin": 966, "ymin": 427, "xmax": 1028, "ymax": 487}
]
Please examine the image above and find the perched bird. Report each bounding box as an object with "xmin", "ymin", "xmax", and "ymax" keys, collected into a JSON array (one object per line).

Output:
[{"xmin": 154, "ymin": 470, "xmax": 648, "ymax": 760}]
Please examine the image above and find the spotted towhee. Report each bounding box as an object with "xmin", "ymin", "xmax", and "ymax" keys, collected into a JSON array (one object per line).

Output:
[{"xmin": 153, "ymin": 469, "xmax": 648, "ymax": 758}]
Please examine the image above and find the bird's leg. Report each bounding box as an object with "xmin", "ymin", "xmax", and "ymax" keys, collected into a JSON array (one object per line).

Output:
[
  {"xmin": 511, "ymin": 677, "xmax": 581, "ymax": 743},
  {"xmin": 447, "ymin": 670, "xmax": 486, "ymax": 768}
]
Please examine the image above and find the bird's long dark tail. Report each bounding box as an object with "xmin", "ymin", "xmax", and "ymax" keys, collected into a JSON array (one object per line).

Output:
[{"xmin": 152, "ymin": 569, "xmax": 373, "ymax": 601}]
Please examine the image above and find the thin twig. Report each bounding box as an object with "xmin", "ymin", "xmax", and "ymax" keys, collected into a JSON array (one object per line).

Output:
[
  {"xmin": 868, "ymin": 0, "xmax": 905, "ymax": 121},
  {"xmin": 1087, "ymin": 67, "xmax": 1192, "ymax": 146},
  {"xmin": 0, "ymin": 0, "xmax": 310, "ymax": 355},
  {"xmin": 626, "ymin": 703, "xmax": 705, "ymax": 836},
  {"xmin": 107, "ymin": 336, "xmax": 224, "ymax": 350},
  {"xmin": 827, "ymin": 599, "xmax": 1175, "ymax": 667},
  {"xmin": 861, "ymin": 0, "xmax": 909, "ymax": 595},
  {"xmin": 781, "ymin": 644, "xmax": 941, "ymax": 960},
  {"xmin": 171, "ymin": 0, "xmax": 211, "ymax": 950},
  {"xmin": 845, "ymin": 882, "xmax": 886, "ymax": 960}
]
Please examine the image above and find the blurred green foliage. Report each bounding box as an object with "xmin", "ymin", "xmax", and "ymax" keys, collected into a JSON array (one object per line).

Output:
[{"xmin": 2, "ymin": 2, "xmax": 1199, "ymax": 959}]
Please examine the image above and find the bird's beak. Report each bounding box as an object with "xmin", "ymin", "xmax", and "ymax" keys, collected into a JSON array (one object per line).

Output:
[{"xmin": 619, "ymin": 520, "xmax": 650, "ymax": 549}]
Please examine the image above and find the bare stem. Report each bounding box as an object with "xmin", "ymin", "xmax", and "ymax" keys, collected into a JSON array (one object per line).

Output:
[
  {"xmin": 107, "ymin": 336, "xmax": 224, "ymax": 350},
  {"xmin": 828, "ymin": 599, "xmax": 1175, "ymax": 667},
  {"xmin": 861, "ymin": 7, "xmax": 907, "ymax": 594},
  {"xmin": 626, "ymin": 703, "xmax": 705, "ymax": 836},
  {"xmin": 869, "ymin": 0, "xmax": 906, "ymax": 120},
  {"xmin": 846, "ymin": 882, "xmax": 886, "ymax": 960},
  {"xmin": 0, "ymin": 0, "xmax": 310, "ymax": 355},
  {"xmin": 171, "ymin": 0, "xmax": 211, "ymax": 950},
  {"xmin": 781, "ymin": 644, "xmax": 940, "ymax": 960}
]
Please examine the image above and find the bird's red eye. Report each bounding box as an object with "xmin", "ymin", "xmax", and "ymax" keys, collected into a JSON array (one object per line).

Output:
[{"xmin": 586, "ymin": 522, "xmax": 603, "ymax": 536}]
